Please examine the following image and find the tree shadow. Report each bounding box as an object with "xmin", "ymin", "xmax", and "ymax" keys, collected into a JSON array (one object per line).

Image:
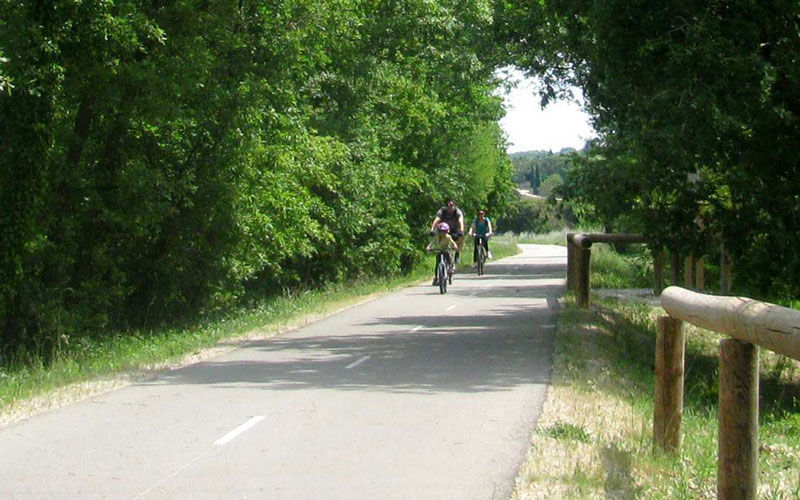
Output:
[
  {"xmin": 139, "ymin": 301, "xmax": 557, "ymax": 395},
  {"xmin": 602, "ymin": 444, "xmax": 641, "ymax": 500}
]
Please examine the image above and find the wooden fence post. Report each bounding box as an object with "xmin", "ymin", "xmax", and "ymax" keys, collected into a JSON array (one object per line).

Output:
[
  {"xmin": 718, "ymin": 339, "xmax": 759, "ymax": 500},
  {"xmin": 567, "ymin": 233, "xmax": 576, "ymax": 292},
  {"xmin": 575, "ymin": 245, "xmax": 591, "ymax": 307},
  {"xmin": 653, "ymin": 249, "xmax": 665, "ymax": 296},
  {"xmin": 653, "ymin": 316, "xmax": 685, "ymax": 453}
]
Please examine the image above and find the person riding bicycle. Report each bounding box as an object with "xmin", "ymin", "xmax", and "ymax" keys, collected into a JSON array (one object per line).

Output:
[
  {"xmin": 426, "ymin": 222, "xmax": 458, "ymax": 286},
  {"xmin": 430, "ymin": 199, "xmax": 465, "ymax": 264},
  {"xmin": 468, "ymin": 209, "xmax": 494, "ymax": 267}
]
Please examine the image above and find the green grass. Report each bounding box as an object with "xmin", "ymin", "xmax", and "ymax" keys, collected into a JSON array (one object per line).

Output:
[
  {"xmin": 515, "ymin": 228, "xmax": 575, "ymax": 246},
  {"xmin": 516, "ymin": 282, "xmax": 800, "ymax": 498},
  {"xmin": 1, "ymin": 237, "xmax": 520, "ymax": 416},
  {"xmin": 516, "ymin": 227, "xmax": 654, "ymax": 289},
  {"xmin": 512, "ymin": 237, "xmax": 799, "ymax": 498},
  {"xmin": 540, "ymin": 421, "xmax": 593, "ymax": 443},
  {"xmin": 590, "ymin": 245, "xmax": 653, "ymax": 289}
]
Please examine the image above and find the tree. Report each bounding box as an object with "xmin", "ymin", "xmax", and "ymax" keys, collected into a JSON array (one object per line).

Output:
[
  {"xmin": 0, "ymin": 0, "xmax": 518, "ymax": 356},
  {"xmin": 496, "ymin": 0, "xmax": 800, "ymax": 298}
]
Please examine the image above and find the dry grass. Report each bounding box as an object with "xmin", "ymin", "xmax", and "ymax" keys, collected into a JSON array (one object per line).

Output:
[
  {"xmin": 513, "ymin": 296, "xmax": 800, "ymax": 500},
  {"xmin": 513, "ymin": 303, "xmax": 650, "ymax": 500}
]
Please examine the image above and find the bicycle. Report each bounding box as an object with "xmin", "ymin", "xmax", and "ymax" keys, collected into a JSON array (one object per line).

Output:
[
  {"xmin": 473, "ymin": 233, "xmax": 491, "ymax": 276},
  {"xmin": 435, "ymin": 250, "xmax": 453, "ymax": 294}
]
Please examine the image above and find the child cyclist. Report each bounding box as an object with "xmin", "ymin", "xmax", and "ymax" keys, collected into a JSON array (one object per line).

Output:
[{"xmin": 426, "ymin": 222, "xmax": 459, "ymax": 286}]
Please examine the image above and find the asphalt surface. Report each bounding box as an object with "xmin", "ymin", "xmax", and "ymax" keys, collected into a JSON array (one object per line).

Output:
[{"xmin": 0, "ymin": 244, "xmax": 566, "ymax": 500}]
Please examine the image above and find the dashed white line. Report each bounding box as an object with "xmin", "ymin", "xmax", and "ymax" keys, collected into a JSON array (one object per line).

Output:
[
  {"xmin": 213, "ymin": 416, "xmax": 266, "ymax": 446},
  {"xmin": 345, "ymin": 355, "xmax": 371, "ymax": 369},
  {"xmin": 410, "ymin": 325, "xmax": 423, "ymax": 333}
]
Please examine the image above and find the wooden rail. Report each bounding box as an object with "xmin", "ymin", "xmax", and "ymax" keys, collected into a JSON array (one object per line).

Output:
[
  {"xmin": 655, "ymin": 286, "xmax": 800, "ymax": 500},
  {"xmin": 566, "ymin": 232, "xmax": 648, "ymax": 306}
]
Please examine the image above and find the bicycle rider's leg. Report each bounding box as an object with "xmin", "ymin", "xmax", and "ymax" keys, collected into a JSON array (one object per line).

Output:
[{"xmin": 472, "ymin": 237, "xmax": 479, "ymax": 262}]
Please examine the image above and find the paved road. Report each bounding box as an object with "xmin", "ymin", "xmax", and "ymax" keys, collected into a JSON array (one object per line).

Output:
[{"xmin": 0, "ymin": 244, "xmax": 566, "ymax": 500}]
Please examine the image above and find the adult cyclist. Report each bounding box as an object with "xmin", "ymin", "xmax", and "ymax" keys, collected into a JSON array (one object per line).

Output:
[
  {"xmin": 468, "ymin": 209, "xmax": 493, "ymax": 267},
  {"xmin": 430, "ymin": 199, "xmax": 465, "ymax": 264}
]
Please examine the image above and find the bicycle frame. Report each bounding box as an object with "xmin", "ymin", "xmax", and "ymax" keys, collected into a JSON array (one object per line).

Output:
[{"xmin": 436, "ymin": 251, "xmax": 450, "ymax": 293}]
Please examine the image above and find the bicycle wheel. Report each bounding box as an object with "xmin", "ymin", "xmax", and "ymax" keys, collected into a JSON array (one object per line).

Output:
[
  {"xmin": 477, "ymin": 246, "xmax": 486, "ymax": 276},
  {"xmin": 437, "ymin": 258, "xmax": 447, "ymax": 294}
]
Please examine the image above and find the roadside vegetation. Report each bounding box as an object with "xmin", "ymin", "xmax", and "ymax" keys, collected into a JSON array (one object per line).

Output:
[
  {"xmin": 0, "ymin": 1, "xmax": 515, "ymax": 367},
  {"xmin": 0, "ymin": 236, "xmax": 518, "ymax": 425},
  {"xmin": 511, "ymin": 239, "xmax": 800, "ymax": 500},
  {"xmin": 511, "ymin": 149, "xmax": 575, "ymax": 198},
  {"xmin": 498, "ymin": 1, "xmax": 800, "ymax": 305}
]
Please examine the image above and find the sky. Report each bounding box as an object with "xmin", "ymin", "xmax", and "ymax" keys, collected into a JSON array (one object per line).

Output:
[{"xmin": 497, "ymin": 68, "xmax": 596, "ymax": 153}]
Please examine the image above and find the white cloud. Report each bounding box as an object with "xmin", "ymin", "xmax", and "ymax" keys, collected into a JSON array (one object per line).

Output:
[{"xmin": 496, "ymin": 69, "xmax": 596, "ymax": 153}]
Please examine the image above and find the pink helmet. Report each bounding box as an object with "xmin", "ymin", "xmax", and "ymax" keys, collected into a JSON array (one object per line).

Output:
[{"xmin": 437, "ymin": 222, "xmax": 450, "ymax": 233}]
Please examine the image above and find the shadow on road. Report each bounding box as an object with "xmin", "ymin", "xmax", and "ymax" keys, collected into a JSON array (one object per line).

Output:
[
  {"xmin": 142, "ymin": 302, "xmax": 556, "ymax": 395},
  {"xmin": 140, "ymin": 248, "xmax": 566, "ymax": 396}
]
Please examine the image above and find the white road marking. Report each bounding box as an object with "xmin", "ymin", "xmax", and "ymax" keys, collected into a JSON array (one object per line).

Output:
[
  {"xmin": 410, "ymin": 325, "xmax": 423, "ymax": 333},
  {"xmin": 345, "ymin": 356, "xmax": 371, "ymax": 369},
  {"xmin": 213, "ymin": 416, "xmax": 266, "ymax": 446},
  {"xmin": 446, "ymin": 304, "xmax": 457, "ymax": 311}
]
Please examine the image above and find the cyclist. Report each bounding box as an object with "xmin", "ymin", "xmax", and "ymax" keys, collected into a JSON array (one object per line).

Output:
[
  {"xmin": 426, "ymin": 222, "xmax": 458, "ymax": 286},
  {"xmin": 468, "ymin": 209, "xmax": 494, "ymax": 267},
  {"xmin": 430, "ymin": 199, "xmax": 465, "ymax": 264}
]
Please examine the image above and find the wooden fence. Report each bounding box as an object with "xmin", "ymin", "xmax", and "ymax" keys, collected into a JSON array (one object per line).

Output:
[
  {"xmin": 655, "ymin": 286, "xmax": 800, "ymax": 500},
  {"xmin": 566, "ymin": 232, "xmax": 649, "ymax": 306}
]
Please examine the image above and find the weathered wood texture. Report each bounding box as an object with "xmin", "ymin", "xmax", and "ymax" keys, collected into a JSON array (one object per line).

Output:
[
  {"xmin": 660, "ymin": 286, "xmax": 800, "ymax": 361},
  {"xmin": 653, "ymin": 316, "xmax": 685, "ymax": 453},
  {"xmin": 572, "ymin": 232, "xmax": 646, "ymax": 248},
  {"xmin": 575, "ymin": 246, "xmax": 591, "ymax": 307},
  {"xmin": 717, "ymin": 339, "xmax": 759, "ymax": 500}
]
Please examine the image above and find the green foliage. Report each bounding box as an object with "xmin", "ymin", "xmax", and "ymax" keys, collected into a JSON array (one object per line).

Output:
[
  {"xmin": 498, "ymin": 0, "xmax": 800, "ymax": 301},
  {"xmin": 502, "ymin": 195, "xmax": 576, "ymax": 234},
  {"xmin": 538, "ymin": 173, "xmax": 563, "ymax": 199},
  {"xmin": 0, "ymin": 0, "xmax": 515, "ymax": 359},
  {"xmin": 510, "ymin": 149, "xmax": 576, "ymax": 191},
  {"xmin": 590, "ymin": 245, "xmax": 653, "ymax": 290}
]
